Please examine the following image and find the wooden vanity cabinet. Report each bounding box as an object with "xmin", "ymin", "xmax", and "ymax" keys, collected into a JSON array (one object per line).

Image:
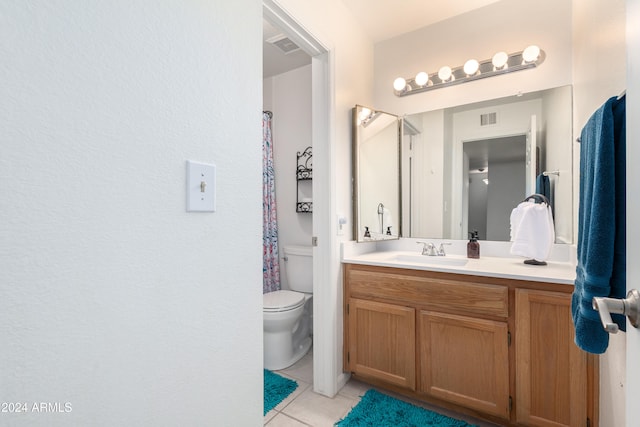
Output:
[
  {"xmin": 515, "ymin": 289, "xmax": 588, "ymax": 427},
  {"xmin": 348, "ymin": 299, "xmax": 416, "ymax": 389},
  {"xmin": 343, "ymin": 263, "xmax": 596, "ymax": 427}
]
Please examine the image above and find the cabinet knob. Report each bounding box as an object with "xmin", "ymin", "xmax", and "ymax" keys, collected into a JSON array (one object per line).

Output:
[{"xmin": 592, "ymin": 289, "xmax": 640, "ymax": 333}]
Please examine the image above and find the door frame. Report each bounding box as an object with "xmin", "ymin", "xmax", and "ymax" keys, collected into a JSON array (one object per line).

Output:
[
  {"xmin": 263, "ymin": 0, "xmax": 341, "ymax": 397},
  {"xmin": 626, "ymin": 0, "xmax": 640, "ymax": 425}
]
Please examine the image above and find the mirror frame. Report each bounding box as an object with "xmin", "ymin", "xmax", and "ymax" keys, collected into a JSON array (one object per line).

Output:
[{"xmin": 352, "ymin": 105, "xmax": 402, "ymax": 242}]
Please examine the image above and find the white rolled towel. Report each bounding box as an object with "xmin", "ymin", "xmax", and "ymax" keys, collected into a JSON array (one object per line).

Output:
[{"xmin": 510, "ymin": 201, "xmax": 555, "ymax": 261}]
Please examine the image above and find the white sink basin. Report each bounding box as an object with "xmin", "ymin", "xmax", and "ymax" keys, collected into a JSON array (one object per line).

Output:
[{"xmin": 389, "ymin": 253, "xmax": 469, "ymax": 267}]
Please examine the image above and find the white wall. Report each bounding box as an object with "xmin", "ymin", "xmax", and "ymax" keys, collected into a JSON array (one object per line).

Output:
[
  {"xmin": 572, "ymin": 0, "xmax": 627, "ymax": 426},
  {"xmin": 263, "ymin": 65, "xmax": 313, "ymax": 290},
  {"xmin": 374, "ymin": 0, "xmax": 572, "ymax": 114},
  {"xmin": 541, "ymin": 86, "xmax": 573, "ymax": 243},
  {"xmin": 408, "ymin": 110, "xmax": 445, "ymax": 238},
  {"xmin": 0, "ymin": 1, "xmax": 263, "ymax": 425}
]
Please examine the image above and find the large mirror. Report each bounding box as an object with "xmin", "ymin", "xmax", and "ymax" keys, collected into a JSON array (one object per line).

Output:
[
  {"xmin": 352, "ymin": 105, "xmax": 401, "ymax": 242},
  {"xmin": 354, "ymin": 85, "xmax": 574, "ymax": 244}
]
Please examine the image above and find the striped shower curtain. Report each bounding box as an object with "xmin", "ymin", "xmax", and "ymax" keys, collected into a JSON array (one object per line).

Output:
[{"xmin": 263, "ymin": 112, "xmax": 280, "ymax": 293}]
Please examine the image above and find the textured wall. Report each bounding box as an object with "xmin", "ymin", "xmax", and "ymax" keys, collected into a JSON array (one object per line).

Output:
[{"xmin": 0, "ymin": 1, "xmax": 263, "ymax": 425}]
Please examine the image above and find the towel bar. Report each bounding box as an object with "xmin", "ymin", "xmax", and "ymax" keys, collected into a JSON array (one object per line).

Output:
[
  {"xmin": 592, "ymin": 289, "xmax": 640, "ymax": 333},
  {"xmin": 576, "ymin": 91, "xmax": 625, "ymax": 144},
  {"xmin": 522, "ymin": 193, "xmax": 550, "ymax": 205}
]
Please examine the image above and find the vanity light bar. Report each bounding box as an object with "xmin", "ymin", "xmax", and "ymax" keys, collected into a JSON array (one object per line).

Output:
[{"xmin": 393, "ymin": 46, "xmax": 545, "ymax": 97}]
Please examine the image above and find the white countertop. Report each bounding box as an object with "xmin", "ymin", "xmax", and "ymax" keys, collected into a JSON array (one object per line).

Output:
[{"xmin": 341, "ymin": 241, "xmax": 577, "ymax": 285}]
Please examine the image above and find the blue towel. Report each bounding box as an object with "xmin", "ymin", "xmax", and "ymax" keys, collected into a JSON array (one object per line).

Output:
[
  {"xmin": 536, "ymin": 174, "xmax": 553, "ymax": 218},
  {"xmin": 536, "ymin": 174, "xmax": 550, "ymax": 200},
  {"xmin": 572, "ymin": 95, "xmax": 626, "ymax": 354}
]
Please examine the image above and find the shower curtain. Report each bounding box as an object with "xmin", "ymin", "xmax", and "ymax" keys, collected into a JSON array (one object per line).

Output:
[{"xmin": 263, "ymin": 112, "xmax": 281, "ymax": 293}]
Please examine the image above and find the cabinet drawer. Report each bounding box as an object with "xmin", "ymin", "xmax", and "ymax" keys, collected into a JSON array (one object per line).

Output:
[{"xmin": 346, "ymin": 266, "xmax": 508, "ymax": 318}]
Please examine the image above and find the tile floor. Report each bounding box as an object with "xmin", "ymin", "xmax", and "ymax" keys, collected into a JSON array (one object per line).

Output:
[{"xmin": 264, "ymin": 349, "xmax": 501, "ymax": 427}]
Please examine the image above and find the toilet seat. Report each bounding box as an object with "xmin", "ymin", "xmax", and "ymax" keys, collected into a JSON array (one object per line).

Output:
[{"xmin": 263, "ymin": 290, "xmax": 305, "ymax": 312}]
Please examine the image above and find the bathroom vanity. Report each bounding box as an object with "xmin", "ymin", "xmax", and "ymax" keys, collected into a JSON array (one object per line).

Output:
[{"xmin": 342, "ymin": 252, "xmax": 597, "ymax": 427}]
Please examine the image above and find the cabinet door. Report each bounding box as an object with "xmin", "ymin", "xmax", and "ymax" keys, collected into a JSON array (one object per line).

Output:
[
  {"xmin": 419, "ymin": 311, "xmax": 510, "ymax": 419},
  {"xmin": 348, "ymin": 298, "xmax": 416, "ymax": 390},
  {"xmin": 515, "ymin": 289, "xmax": 587, "ymax": 427}
]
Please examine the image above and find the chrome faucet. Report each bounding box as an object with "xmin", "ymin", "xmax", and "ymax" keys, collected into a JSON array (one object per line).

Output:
[
  {"xmin": 417, "ymin": 241, "xmax": 451, "ymax": 256},
  {"xmin": 417, "ymin": 241, "xmax": 438, "ymax": 256},
  {"xmin": 437, "ymin": 242, "xmax": 452, "ymax": 256}
]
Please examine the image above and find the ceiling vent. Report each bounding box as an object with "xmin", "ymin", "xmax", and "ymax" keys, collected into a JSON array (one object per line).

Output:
[
  {"xmin": 267, "ymin": 34, "xmax": 301, "ymax": 54},
  {"xmin": 480, "ymin": 112, "xmax": 497, "ymax": 126}
]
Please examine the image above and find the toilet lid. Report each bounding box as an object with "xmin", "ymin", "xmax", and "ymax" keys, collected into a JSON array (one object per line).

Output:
[{"xmin": 263, "ymin": 290, "xmax": 305, "ymax": 311}]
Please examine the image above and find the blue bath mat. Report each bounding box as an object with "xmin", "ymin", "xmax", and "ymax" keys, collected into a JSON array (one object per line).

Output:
[
  {"xmin": 336, "ymin": 389, "xmax": 478, "ymax": 427},
  {"xmin": 264, "ymin": 370, "xmax": 298, "ymax": 415}
]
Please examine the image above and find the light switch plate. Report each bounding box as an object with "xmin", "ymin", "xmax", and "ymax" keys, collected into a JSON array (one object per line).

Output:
[
  {"xmin": 186, "ymin": 160, "xmax": 216, "ymax": 212},
  {"xmin": 337, "ymin": 215, "xmax": 347, "ymax": 236}
]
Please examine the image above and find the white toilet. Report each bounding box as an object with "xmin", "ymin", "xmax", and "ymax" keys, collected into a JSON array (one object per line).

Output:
[{"xmin": 263, "ymin": 245, "xmax": 313, "ymax": 370}]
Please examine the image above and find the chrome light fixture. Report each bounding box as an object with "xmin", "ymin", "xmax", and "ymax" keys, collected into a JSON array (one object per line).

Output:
[
  {"xmin": 393, "ymin": 45, "xmax": 545, "ymax": 97},
  {"xmin": 356, "ymin": 107, "xmax": 381, "ymax": 127}
]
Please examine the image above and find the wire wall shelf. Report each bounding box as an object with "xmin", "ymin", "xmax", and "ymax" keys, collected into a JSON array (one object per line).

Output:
[{"xmin": 296, "ymin": 146, "xmax": 312, "ymax": 213}]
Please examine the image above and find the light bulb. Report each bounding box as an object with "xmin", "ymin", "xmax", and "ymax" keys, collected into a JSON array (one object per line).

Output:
[
  {"xmin": 393, "ymin": 77, "xmax": 407, "ymax": 92},
  {"xmin": 438, "ymin": 66, "xmax": 452, "ymax": 82},
  {"xmin": 463, "ymin": 59, "xmax": 479, "ymax": 76},
  {"xmin": 358, "ymin": 108, "xmax": 371, "ymax": 123},
  {"xmin": 492, "ymin": 51, "xmax": 508, "ymax": 69},
  {"xmin": 522, "ymin": 45, "xmax": 540, "ymax": 63},
  {"xmin": 415, "ymin": 71, "xmax": 429, "ymax": 86}
]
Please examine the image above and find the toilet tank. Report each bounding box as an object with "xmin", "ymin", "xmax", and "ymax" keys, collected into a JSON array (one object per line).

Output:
[{"xmin": 283, "ymin": 245, "xmax": 313, "ymax": 293}]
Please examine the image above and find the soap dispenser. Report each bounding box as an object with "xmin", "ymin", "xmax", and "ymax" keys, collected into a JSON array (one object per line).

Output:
[
  {"xmin": 364, "ymin": 226, "xmax": 371, "ymax": 239},
  {"xmin": 467, "ymin": 230, "xmax": 480, "ymax": 259}
]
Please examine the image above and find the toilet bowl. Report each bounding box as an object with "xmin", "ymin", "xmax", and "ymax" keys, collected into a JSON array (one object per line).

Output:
[
  {"xmin": 263, "ymin": 245, "xmax": 312, "ymax": 370},
  {"xmin": 263, "ymin": 290, "xmax": 312, "ymax": 370}
]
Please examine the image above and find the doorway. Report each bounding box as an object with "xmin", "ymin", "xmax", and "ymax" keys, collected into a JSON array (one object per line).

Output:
[
  {"xmin": 263, "ymin": 0, "xmax": 338, "ymax": 397},
  {"xmin": 463, "ymin": 134, "xmax": 526, "ymax": 241}
]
